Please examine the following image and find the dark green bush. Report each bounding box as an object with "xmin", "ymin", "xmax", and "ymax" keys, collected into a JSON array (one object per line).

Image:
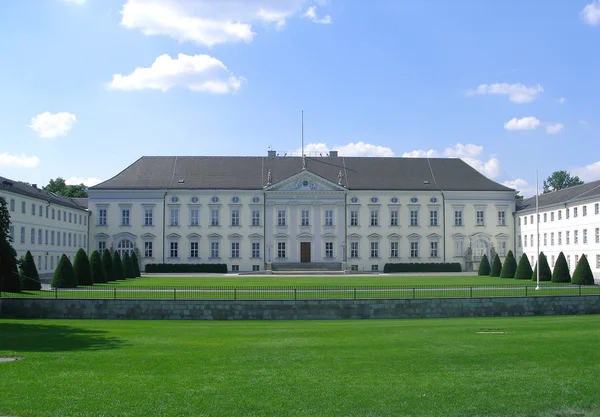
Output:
[
  {"xmin": 382, "ymin": 263, "xmax": 462, "ymax": 273},
  {"xmin": 123, "ymin": 252, "xmax": 135, "ymax": 279},
  {"xmin": 532, "ymin": 252, "xmax": 551, "ymax": 282},
  {"xmin": 144, "ymin": 263, "xmax": 228, "ymax": 273},
  {"xmin": 515, "ymin": 254, "xmax": 533, "ymax": 279},
  {"xmin": 102, "ymin": 249, "xmax": 115, "ymax": 282},
  {"xmin": 500, "ymin": 250, "xmax": 517, "ymax": 278},
  {"xmin": 477, "ymin": 254, "xmax": 491, "ymax": 276},
  {"xmin": 131, "ymin": 251, "xmax": 141, "ymax": 277},
  {"xmin": 51, "ymin": 254, "xmax": 77, "ymax": 288},
  {"xmin": 73, "ymin": 248, "xmax": 93, "ymax": 286},
  {"xmin": 90, "ymin": 250, "xmax": 107, "ymax": 284},
  {"xmin": 572, "ymin": 254, "xmax": 595, "ymax": 285},
  {"xmin": 19, "ymin": 250, "xmax": 41, "ymax": 290},
  {"xmin": 490, "ymin": 254, "xmax": 502, "ymax": 277},
  {"xmin": 551, "ymin": 252, "xmax": 571, "ymax": 283},
  {"xmin": 112, "ymin": 251, "xmax": 125, "ymax": 281}
]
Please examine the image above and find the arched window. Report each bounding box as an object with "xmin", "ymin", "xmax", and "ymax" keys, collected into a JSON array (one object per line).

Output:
[
  {"xmin": 474, "ymin": 238, "xmax": 489, "ymax": 261},
  {"xmin": 117, "ymin": 239, "xmax": 134, "ymax": 257}
]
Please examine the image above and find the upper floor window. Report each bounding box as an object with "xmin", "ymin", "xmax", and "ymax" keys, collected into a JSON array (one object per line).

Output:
[
  {"xmin": 20, "ymin": 227, "xmax": 25, "ymax": 243},
  {"xmin": 30, "ymin": 228, "xmax": 35, "ymax": 244},
  {"xmin": 476, "ymin": 210, "xmax": 485, "ymax": 226},
  {"xmin": 58, "ymin": 210, "xmax": 61, "ymax": 221},
  {"xmin": 301, "ymin": 209, "xmax": 310, "ymax": 227},
  {"xmin": 430, "ymin": 210, "xmax": 438, "ymax": 227},
  {"xmin": 410, "ymin": 210, "xmax": 418, "ymax": 227},
  {"xmin": 390, "ymin": 210, "xmax": 399, "ymax": 226},
  {"xmin": 277, "ymin": 210, "xmax": 286, "ymax": 227},
  {"xmin": 566, "ymin": 208, "xmax": 570, "ymax": 219},
  {"xmin": 370, "ymin": 210, "xmax": 379, "ymax": 226},
  {"xmin": 21, "ymin": 201, "xmax": 26, "ymax": 213},
  {"xmin": 9, "ymin": 199, "xmax": 15, "ymax": 212},
  {"xmin": 596, "ymin": 203, "xmax": 600, "ymax": 215},
  {"xmin": 324, "ymin": 210, "xmax": 333, "ymax": 226},
  {"xmin": 98, "ymin": 209, "xmax": 107, "ymax": 226},
  {"xmin": 498, "ymin": 211, "xmax": 506, "ymax": 226},
  {"xmin": 583, "ymin": 206, "xmax": 587, "ymax": 216},
  {"xmin": 252, "ymin": 210, "xmax": 261, "ymax": 226},
  {"xmin": 69, "ymin": 212, "xmax": 72, "ymax": 223},
  {"xmin": 350, "ymin": 210, "xmax": 358, "ymax": 226},
  {"xmin": 121, "ymin": 209, "xmax": 130, "ymax": 226},
  {"xmin": 455, "ymin": 210, "xmax": 463, "ymax": 226},
  {"xmin": 574, "ymin": 230, "xmax": 579, "ymax": 244},
  {"xmin": 190, "ymin": 208, "xmax": 199, "ymax": 226},
  {"xmin": 170, "ymin": 208, "xmax": 180, "ymax": 226},
  {"xmin": 550, "ymin": 212, "xmax": 554, "ymax": 221},
  {"xmin": 574, "ymin": 207, "xmax": 579, "ymax": 218},
  {"xmin": 144, "ymin": 207, "xmax": 153, "ymax": 226},
  {"xmin": 543, "ymin": 213, "xmax": 547, "ymax": 222},
  {"xmin": 211, "ymin": 208, "xmax": 220, "ymax": 226},
  {"xmin": 231, "ymin": 209, "xmax": 240, "ymax": 226},
  {"xmin": 31, "ymin": 203, "xmax": 36, "ymax": 216},
  {"xmin": 583, "ymin": 229, "xmax": 588, "ymax": 244},
  {"xmin": 558, "ymin": 210, "xmax": 562, "ymax": 220}
]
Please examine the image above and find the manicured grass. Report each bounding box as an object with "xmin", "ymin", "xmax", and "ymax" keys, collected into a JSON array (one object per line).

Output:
[{"xmin": 1, "ymin": 316, "xmax": 600, "ymax": 416}]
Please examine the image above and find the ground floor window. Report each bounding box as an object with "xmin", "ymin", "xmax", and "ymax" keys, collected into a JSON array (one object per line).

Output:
[
  {"xmin": 144, "ymin": 241, "xmax": 153, "ymax": 258},
  {"xmin": 390, "ymin": 241, "xmax": 399, "ymax": 258},
  {"xmin": 211, "ymin": 242, "xmax": 220, "ymax": 258},
  {"xmin": 170, "ymin": 242, "xmax": 178, "ymax": 258},
  {"xmin": 231, "ymin": 265, "xmax": 239, "ymax": 272},
  {"xmin": 410, "ymin": 241, "xmax": 419, "ymax": 258},
  {"xmin": 252, "ymin": 265, "xmax": 260, "ymax": 271},
  {"xmin": 371, "ymin": 264, "xmax": 379, "ymax": 272},
  {"xmin": 325, "ymin": 242, "xmax": 334, "ymax": 258},
  {"xmin": 190, "ymin": 241, "xmax": 199, "ymax": 258},
  {"xmin": 350, "ymin": 242, "xmax": 359, "ymax": 258},
  {"xmin": 118, "ymin": 239, "xmax": 135, "ymax": 257},
  {"xmin": 277, "ymin": 242, "xmax": 286, "ymax": 259},
  {"xmin": 351, "ymin": 264, "xmax": 358, "ymax": 271},
  {"xmin": 370, "ymin": 242, "xmax": 379, "ymax": 258}
]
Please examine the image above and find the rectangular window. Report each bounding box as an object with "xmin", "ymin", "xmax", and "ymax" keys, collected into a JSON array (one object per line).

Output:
[
  {"xmin": 50, "ymin": 257, "xmax": 54, "ymax": 270},
  {"xmin": 566, "ymin": 208, "xmax": 570, "ymax": 219},
  {"xmin": 51, "ymin": 231, "xmax": 55, "ymax": 245},
  {"xmin": 277, "ymin": 210, "xmax": 286, "ymax": 226},
  {"xmin": 498, "ymin": 211, "xmax": 506, "ymax": 226},
  {"xmin": 58, "ymin": 210, "xmax": 61, "ymax": 221},
  {"xmin": 390, "ymin": 241, "xmax": 399, "ymax": 258},
  {"xmin": 551, "ymin": 255, "xmax": 555, "ymax": 268},
  {"xmin": 583, "ymin": 229, "xmax": 588, "ymax": 244},
  {"xmin": 410, "ymin": 241, "xmax": 419, "ymax": 258},
  {"xmin": 20, "ymin": 227, "xmax": 25, "ymax": 243},
  {"xmin": 350, "ymin": 242, "xmax": 359, "ymax": 258},
  {"xmin": 39, "ymin": 205, "xmax": 43, "ymax": 217},
  {"xmin": 390, "ymin": 210, "xmax": 399, "ymax": 226},
  {"xmin": 231, "ymin": 209, "xmax": 240, "ymax": 226},
  {"xmin": 31, "ymin": 228, "xmax": 35, "ymax": 244},
  {"xmin": 211, "ymin": 242, "xmax": 220, "ymax": 258},
  {"xmin": 596, "ymin": 203, "xmax": 599, "ymax": 215},
  {"xmin": 252, "ymin": 210, "xmax": 261, "ymax": 226},
  {"xmin": 574, "ymin": 207, "xmax": 579, "ymax": 217},
  {"xmin": 574, "ymin": 230, "xmax": 579, "ymax": 244},
  {"xmin": 277, "ymin": 242, "xmax": 286, "ymax": 259},
  {"xmin": 301, "ymin": 209, "xmax": 310, "ymax": 226},
  {"xmin": 325, "ymin": 210, "xmax": 333, "ymax": 226},
  {"xmin": 558, "ymin": 231, "xmax": 562, "ymax": 245},
  {"xmin": 550, "ymin": 212, "xmax": 554, "ymax": 221},
  {"xmin": 350, "ymin": 210, "xmax": 358, "ymax": 226},
  {"xmin": 211, "ymin": 209, "xmax": 220, "ymax": 226},
  {"xmin": 518, "ymin": 235, "xmax": 522, "ymax": 247},
  {"xmin": 524, "ymin": 235, "xmax": 527, "ymax": 247},
  {"xmin": 370, "ymin": 241, "xmax": 379, "ymax": 258},
  {"xmin": 57, "ymin": 231, "xmax": 61, "ymax": 246},
  {"xmin": 597, "ymin": 255, "xmax": 600, "ymax": 269},
  {"xmin": 170, "ymin": 242, "xmax": 178, "ymax": 258},
  {"xmin": 253, "ymin": 265, "xmax": 260, "ymax": 272},
  {"xmin": 21, "ymin": 201, "xmax": 27, "ymax": 214},
  {"xmin": 551, "ymin": 232, "xmax": 555, "ymax": 246},
  {"xmin": 454, "ymin": 210, "xmax": 463, "ymax": 226},
  {"xmin": 9, "ymin": 199, "xmax": 15, "ymax": 212},
  {"xmin": 530, "ymin": 234, "xmax": 534, "ymax": 246},
  {"xmin": 596, "ymin": 228, "xmax": 599, "ymax": 244},
  {"xmin": 476, "ymin": 210, "xmax": 485, "ymax": 226},
  {"xmin": 231, "ymin": 265, "xmax": 239, "ymax": 272},
  {"xmin": 543, "ymin": 213, "xmax": 547, "ymax": 222},
  {"xmin": 430, "ymin": 241, "xmax": 438, "ymax": 258},
  {"xmin": 530, "ymin": 215, "xmax": 534, "ymax": 223},
  {"xmin": 583, "ymin": 206, "xmax": 587, "ymax": 216},
  {"xmin": 38, "ymin": 229, "xmax": 42, "ymax": 245},
  {"xmin": 69, "ymin": 212, "xmax": 72, "ymax": 223},
  {"xmin": 325, "ymin": 242, "xmax": 334, "ymax": 258},
  {"xmin": 144, "ymin": 208, "xmax": 153, "ymax": 226},
  {"xmin": 566, "ymin": 231, "xmax": 570, "ymax": 245},
  {"xmin": 410, "ymin": 210, "xmax": 418, "ymax": 226},
  {"xmin": 121, "ymin": 209, "xmax": 130, "ymax": 226},
  {"xmin": 430, "ymin": 210, "xmax": 438, "ymax": 226},
  {"xmin": 45, "ymin": 230, "xmax": 48, "ymax": 245},
  {"xmin": 83, "ymin": 235, "xmax": 87, "ymax": 248},
  {"xmin": 68, "ymin": 233, "xmax": 72, "ymax": 247},
  {"xmin": 575, "ymin": 255, "xmax": 579, "ymax": 265},
  {"xmin": 79, "ymin": 214, "xmax": 82, "ymax": 224},
  {"xmin": 31, "ymin": 203, "xmax": 36, "ymax": 216},
  {"xmin": 231, "ymin": 242, "xmax": 240, "ymax": 258},
  {"xmin": 144, "ymin": 241, "xmax": 153, "ymax": 258},
  {"xmin": 543, "ymin": 233, "xmax": 547, "ymax": 246},
  {"xmin": 524, "ymin": 216, "xmax": 527, "ymax": 226},
  {"xmin": 98, "ymin": 209, "xmax": 107, "ymax": 226},
  {"xmin": 251, "ymin": 242, "xmax": 261, "ymax": 258},
  {"xmin": 370, "ymin": 210, "xmax": 379, "ymax": 226},
  {"xmin": 170, "ymin": 208, "xmax": 180, "ymax": 226},
  {"xmin": 63, "ymin": 232, "xmax": 66, "ymax": 247},
  {"xmin": 371, "ymin": 264, "xmax": 379, "ymax": 272},
  {"xmin": 190, "ymin": 241, "xmax": 199, "ymax": 258},
  {"xmin": 84, "ymin": 217, "xmax": 87, "ymax": 226},
  {"xmin": 189, "ymin": 208, "xmax": 199, "ymax": 226},
  {"xmin": 558, "ymin": 210, "xmax": 562, "ymax": 220}
]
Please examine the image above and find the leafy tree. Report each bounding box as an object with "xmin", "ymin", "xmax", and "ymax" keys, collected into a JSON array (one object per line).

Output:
[
  {"xmin": 43, "ymin": 177, "xmax": 88, "ymax": 198},
  {"xmin": 102, "ymin": 249, "xmax": 115, "ymax": 282},
  {"xmin": 73, "ymin": 248, "xmax": 93, "ymax": 286},
  {"xmin": 551, "ymin": 252, "xmax": 571, "ymax": 283},
  {"xmin": 515, "ymin": 253, "xmax": 533, "ymax": 280},
  {"xmin": 123, "ymin": 252, "xmax": 135, "ymax": 279},
  {"xmin": 500, "ymin": 250, "xmax": 517, "ymax": 278},
  {"xmin": 477, "ymin": 254, "xmax": 491, "ymax": 276},
  {"xmin": 0, "ymin": 197, "xmax": 20, "ymax": 292},
  {"xmin": 19, "ymin": 250, "xmax": 41, "ymax": 290},
  {"xmin": 572, "ymin": 254, "xmax": 595, "ymax": 285},
  {"xmin": 532, "ymin": 252, "xmax": 552, "ymax": 282},
  {"xmin": 515, "ymin": 194, "xmax": 524, "ymax": 200},
  {"xmin": 90, "ymin": 250, "xmax": 107, "ymax": 284},
  {"xmin": 490, "ymin": 253, "xmax": 503, "ymax": 277},
  {"xmin": 51, "ymin": 254, "xmax": 77, "ymax": 288},
  {"xmin": 543, "ymin": 170, "xmax": 584, "ymax": 194},
  {"xmin": 131, "ymin": 251, "xmax": 141, "ymax": 277},
  {"xmin": 112, "ymin": 251, "xmax": 125, "ymax": 281}
]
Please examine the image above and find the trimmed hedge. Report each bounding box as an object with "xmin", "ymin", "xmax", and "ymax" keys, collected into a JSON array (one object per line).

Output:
[
  {"xmin": 102, "ymin": 249, "xmax": 115, "ymax": 282},
  {"xmin": 90, "ymin": 250, "xmax": 107, "ymax": 284},
  {"xmin": 572, "ymin": 254, "xmax": 595, "ymax": 285},
  {"xmin": 382, "ymin": 263, "xmax": 462, "ymax": 273},
  {"xmin": 112, "ymin": 251, "xmax": 125, "ymax": 281},
  {"xmin": 73, "ymin": 248, "xmax": 93, "ymax": 286},
  {"xmin": 515, "ymin": 254, "xmax": 533, "ymax": 280},
  {"xmin": 123, "ymin": 252, "xmax": 135, "ymax": 279},
  {"xmin": 131, "ymin": 252, "xmax": 141, "ymax": 277},
  {"xmin": 51, "ymin": 254, "xmax": 77, "ymax": 288},
  {"xmin": 145, "ymin": 263, "xmax": 228, "ymax": 273},
  {"xmin": 532, "ymin": 252, "xmax": 552, "ymax": 282},
  {"xmin": 500, "ymin": 250, "xmax": 517, "ymax": 278},
  {"xmin": 551, "ymin": 252, "xmax": 571, "ymax": 283},
  {"xmin": 490, "ymin": 254, "xmax": 503, "ymax": 277},
  {"xmin": 0, "ymin": 235, "xmax": 20, "ymax": 292},
  {"xmin": 477, "ymin": 254, "xmax": 491, "ymax": 276},
  {"xmin": 20, "ymin": 250, "xmax": 41, "ymax": 290}
]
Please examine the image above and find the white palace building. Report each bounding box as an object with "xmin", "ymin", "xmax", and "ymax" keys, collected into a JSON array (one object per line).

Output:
[{"xmin": 86, "ymin": 151, "xmax": 517, "ymax": 272}]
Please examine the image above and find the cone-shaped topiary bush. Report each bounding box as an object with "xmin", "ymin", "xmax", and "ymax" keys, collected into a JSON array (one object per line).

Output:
[
  {"xmin": 123, "ymin": 252, "xmax": 135, "ymax": 278},
  {"xmin": 90, "ymin": 250, "xmax": 107, "ymax": 284},
  {"xmin": 532, "ymin": 252, "xmax": 552, "ymax": 282},
  {"xmin": 572, "ymin": 254, "xmax": 595, "ymax": 285},
  {"xmin": 490, "ymin": 254, "xmax": 503, "ymax": 277},
  {"xmin": 515, "ymin": 254, "xmax": 533, "ymax": 279},
  {"xmin": 551, "ymin": 252, "xmax": 571, "ymax": 283},
  {"xmin": 103, "ymin": 249, "xmax": 115, "ymax": 282},
  {"xmin": 477, "ymin": 254, "xmax": 491, "ymax": 276},
  {"xmin": 112, "ymin": 251, "xmax": 125, "ymax": 281},
  {"xmin": 73, "ymin": 248, "xmax": 93, "ymax": 286},
  {"xmin": 500, "ymin": 250, "xmax": 517, "ymax": 278},
  {"xmin": 51, "ymin": 254, "xmax": 77, "ymax": 288},
  {"xmin": 131, "ymin": 251, "xmax": 141, "ymax": 277},
  {"xmin": 19, "ymin": 250, "xmax": 41, "ymax": 290}
]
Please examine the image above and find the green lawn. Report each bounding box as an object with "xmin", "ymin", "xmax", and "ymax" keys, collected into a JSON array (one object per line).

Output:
[{"xmin": 1, "ymin": 316, "xmax": 600, "ymax": 416}]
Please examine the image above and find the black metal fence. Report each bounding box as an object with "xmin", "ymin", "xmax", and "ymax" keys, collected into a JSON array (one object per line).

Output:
[{"xmin": 2, "ymin": 284, "xmax": 600, "ymax": 300}]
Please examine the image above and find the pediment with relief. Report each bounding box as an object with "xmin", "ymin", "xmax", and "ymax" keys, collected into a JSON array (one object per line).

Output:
[{"xmin": 265, "ymin": 171, "xmax": 346, "ymax": 192}]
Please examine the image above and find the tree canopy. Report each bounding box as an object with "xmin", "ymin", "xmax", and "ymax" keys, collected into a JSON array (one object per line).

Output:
[
  {"xmin": 43, "ymin": 177, "xmax": 88, "ymax": 198},
  {"xmin": 0, "ymin": 197, "xmax": 20, "ymax": 292},
  {"xmin": 543, "ymin": 171, "xmax": 584, "ymax": 194}
]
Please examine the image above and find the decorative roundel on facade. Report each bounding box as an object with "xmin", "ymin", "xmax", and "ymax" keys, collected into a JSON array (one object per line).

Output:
[
  {"xmin": 211, "ymin": 196, "xmax": 219, "ymax": 203},
  {"xmin": 302, "ymin": 180, "xmax": 309, "ymax": 187},
  {"xmin": 171, "ymin": 196, "xmax": 179, "ymax": 203},
  {"xmin": 370, "ymin": 197, "xmax": 378, "ymax": 203},
  {"xmin": 391, "ymin": 197, "xmax": 399, "ymax": 203},
  {"xmin": 232, "ymin": 196, "xmax": 240, "ymax": 203},
  {"xmin": 410, "ymin": 197, "xmax": 418, "ymax": 203},
  {"xmin": 430, "ymin": 197, "xmax": 438, "ymax": 203},
  {"xmin": 191, "ymin": 197, "xmax": 199, "ymax": 203},
  {"xmin": 252, "ymin": 196, "xmax": 260, "ymax": 203},
  {"xmin": 351, "ymin": 197, "xmax": 359, "ymax": 203}
]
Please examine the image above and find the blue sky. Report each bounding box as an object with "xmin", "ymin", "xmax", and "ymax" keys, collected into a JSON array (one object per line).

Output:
[{"xmin": 1, "ymin": 0, "xmax": 599, "ymax": 196}]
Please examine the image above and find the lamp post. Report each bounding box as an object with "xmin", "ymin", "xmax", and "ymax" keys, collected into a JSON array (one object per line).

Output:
[{"xmin": 267, "ymin": 242, "xmax": 273, "ymax": 263}]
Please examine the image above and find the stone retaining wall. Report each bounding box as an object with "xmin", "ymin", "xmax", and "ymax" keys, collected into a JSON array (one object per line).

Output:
[{"xmin": 2, "ymin": 296, "xmax": 600, "ymax": 320}]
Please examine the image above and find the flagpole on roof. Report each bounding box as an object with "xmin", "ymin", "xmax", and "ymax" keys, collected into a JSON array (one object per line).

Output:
[{"xmin": 535, "ymin": 169, "xmax": 540, "ymax": 291}]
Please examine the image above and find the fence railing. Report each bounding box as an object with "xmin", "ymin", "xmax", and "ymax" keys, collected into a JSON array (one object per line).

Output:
[{"xmin": 2, "ymin": 284, "xmax": 600, "ymax": 300}]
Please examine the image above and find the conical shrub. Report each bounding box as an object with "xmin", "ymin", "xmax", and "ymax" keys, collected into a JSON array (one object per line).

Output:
[
  {"xmin": 500, "ymin": 250, "xmax": 517, "ymax": 278},
  {"xmin": 551, "ymin": 252, "xmax": 571, "ymax": 283},
  {"xmin": 73, "ymin": 248, "xmax": 93, "ymax": 286},
  {"xmin": 112, "ymin": 251, "xmax": 125, "ymax": 281},
  {"xmin": 532, "ymin": 252, "xmax": 551, "ymax": 282},
  {"xmin": 19, "ymin": 250, "xmax": 41, "ymax": 290},
  {"xmin": 131, "ymin": 251, "xmax": 141, "ymax": 277},
  {"xmin": 102, "ymin": 249, "xmax": 115, "ymax": 282},
  {"xmin": 123, "ymin": 252, "xmax": 135, "ymax": 278},
  {"xmin": 0, "ymin": 237, "xmax": 20, "ymax": 292},
  {"xmin": 477, "ymin": 254, "xmax": 491, "ymax": 276},
  {"xmin": 572, "ymin": 254, "xmax": 595, "ymax": 285},
  {"xmin": 515, "ymin": 254, "xmax": 533, "ymax": 279},
  {"xmin": 90, "ymin": 250, "xmax": 107, "ymax": 284},
  {"xmin": 51, "ymin": 254, "xmax": 77, "ymax": 288},
  {"xmin": 490, "ymin": 254, "xmax": 503, "ymax": 277}
]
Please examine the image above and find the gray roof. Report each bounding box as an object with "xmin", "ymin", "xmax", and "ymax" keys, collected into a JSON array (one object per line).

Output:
[
  {"xmin": 518, "ymin": 180, "xmax": 600, "ymax": 212},
  {"xmin": 91, "ymin": 155, "xmax": 514, "ymax": 192},
  {"xmin": 0, "ymin": 176, "xmax": 88, "ymax": 211}
]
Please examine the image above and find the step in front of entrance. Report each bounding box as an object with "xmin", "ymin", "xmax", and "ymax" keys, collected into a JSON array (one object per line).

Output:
[{"xmin": 271, "ymin": 262, "xmax": 343, "ymax": 272}]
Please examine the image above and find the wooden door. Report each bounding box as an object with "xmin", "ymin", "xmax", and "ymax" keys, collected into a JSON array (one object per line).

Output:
[{"xmin": 300, "ymin": 242, "xmax": 311, "ymax": 263}]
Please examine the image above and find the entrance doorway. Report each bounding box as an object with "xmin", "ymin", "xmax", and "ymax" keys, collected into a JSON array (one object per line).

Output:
[{"xmin": 300, "ymin": 242, "xmax": 311, "ymax": 263}]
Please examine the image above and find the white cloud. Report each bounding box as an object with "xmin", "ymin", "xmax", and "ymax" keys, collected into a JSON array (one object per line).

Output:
[
  {"xmin": 402, "ymin": 149, "xmax": 440, "ymax": 158},
  {"xmin": 546, "ymin": 123, "xmax": 564, "ymax": 134},
  {"xmin": 443, "ymin": 143, "xmax": 483, "ymax": 158},
  {"xmin": 579, "ymin": 120, "xmax": 590, "ymax": 126},
  {"xmin": 502, "ymin": 178, "xmax": 536, "ymax": 197},
  {"xmin": 65, "ymin": 176, "xmax": 103, "ymax": 187},
  {"xmin": 573, "ymin": 161, "xmax": 600, "ymax": 182},
  {"xmin": 582, "ymin": 1, "xmax": 600, "ymax": 25},
  {"xmin": 301, "ymin": 142, "xmax": 395, "ymax": 157},
  {"xmin": 504, "ymin": 116, "xmax": 541, "ymax": 131},
  {"xmin": 28, "ymin": 112, "xmax": 77, "ymax": 138},
  {"xmin": 461, "ymin": 157, "xmax": 502, "ymax": 179},
  {"xmin": 303, "ymin": 6, "xmax": 331, "ymax": 24},
  {"xmin": 557, "ymin": 97, "xmax": 566, "ymax": 104},
  {"xmin": 121, "ymin": 0, "xmax": 327, "ymax": 46},
  {"xmin": 468, "ymin": 83, "xmax": 544, "ymax": 103},
  {"xmin": 60, "ymin": 0, "xmax": 86, "ymax": 4},
  {"xmin": 0, "ymin": 152, "xmax": 40, "ymax": 168},
  {"xmin": 108, "ymin": 53, "xmax": 244, "ymax": 93}
]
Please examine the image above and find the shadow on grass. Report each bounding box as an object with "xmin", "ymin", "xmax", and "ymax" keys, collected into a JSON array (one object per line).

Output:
[{"xmin": 0, "ymin": 322, "xmax": 126, "ymax": 353}]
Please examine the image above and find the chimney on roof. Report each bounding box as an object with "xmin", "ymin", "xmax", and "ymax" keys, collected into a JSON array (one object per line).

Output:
[
  {"xmin": 267, "ymin": 150, "xmax": 276, "ymax": 158},
  {"xmin": 32, "ymin": 184, "xmax": 37, "ymax": 188},
  {"xmin": 329, "ymin": 151, "xmax": 338, "ymax": 157}
]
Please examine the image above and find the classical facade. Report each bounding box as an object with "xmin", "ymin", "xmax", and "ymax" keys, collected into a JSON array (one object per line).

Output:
[
  {"xmin": 88, "ymin": 151, "xmax": 516, "ymax": 272},
  {"xmin": 0, "ymin": 176, "xmax": 89, "ymax": 277},
  {"xmin": 516, "ymin": 180, "xmax": 600, "ymax": 280}
]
